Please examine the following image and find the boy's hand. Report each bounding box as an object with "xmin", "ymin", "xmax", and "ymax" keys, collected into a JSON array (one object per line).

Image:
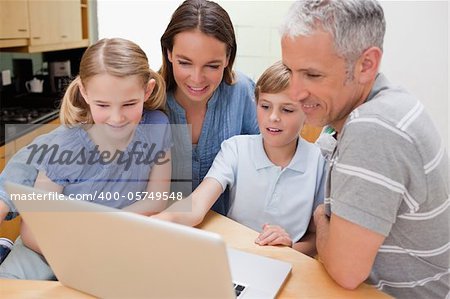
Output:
[{"xmin": 255, "ymin": 224, "xmax": 292, "ymax": 247}]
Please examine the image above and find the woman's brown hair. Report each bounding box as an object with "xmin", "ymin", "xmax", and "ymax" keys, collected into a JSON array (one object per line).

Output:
[
  {"xmin": 160, "ymin": 0, "xmax": 237, "ymax": 91},
  {"xmin": 59, "ymin": 38, "xmax": 165, "ymax": 126}
]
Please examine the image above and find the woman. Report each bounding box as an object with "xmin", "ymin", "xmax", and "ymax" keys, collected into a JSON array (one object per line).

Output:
[{"xmin": 159, "ymin": 0, "xmax": 259, "ymax": 215}]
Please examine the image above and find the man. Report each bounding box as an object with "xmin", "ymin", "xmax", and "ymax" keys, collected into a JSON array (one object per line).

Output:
[{"xmin": 280, "ymin": 0, "xmax": 449, "ymax": 298}]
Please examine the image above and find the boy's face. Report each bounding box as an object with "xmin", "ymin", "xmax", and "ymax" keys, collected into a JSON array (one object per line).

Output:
[{"xmin": 257, "ymin": 91, "xmax": 305, "ymax": 149}]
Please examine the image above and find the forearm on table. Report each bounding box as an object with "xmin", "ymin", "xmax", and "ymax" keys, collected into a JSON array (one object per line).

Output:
[{"xmin": 293, "ymin": 231, "xmax": 317, "ymax": 257}]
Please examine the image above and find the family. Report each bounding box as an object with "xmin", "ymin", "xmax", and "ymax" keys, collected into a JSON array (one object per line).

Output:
[{"xmin": 0, "ymin": 0, "xmax": 448, "ymax": 298}]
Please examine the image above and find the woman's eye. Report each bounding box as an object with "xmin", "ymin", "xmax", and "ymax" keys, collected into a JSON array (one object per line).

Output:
[
  {"xmin": 178, "ymin": 60, "xmax": 190, "ymax": 66},
  {"xmin": 206, "ymin": 65, "xmax": 220, "ymax": 69},
  {"xmin": 260, "ymin": 104, "xmax": 269, "ymax": 110}
]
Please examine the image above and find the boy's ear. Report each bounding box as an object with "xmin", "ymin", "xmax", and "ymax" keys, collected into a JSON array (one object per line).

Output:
[
  {"xmin": 357, "ymin": 47, "xmax": 382, "ymax": 84},
  {"xmin": 144, "ymin": 79, "xmax": 156, "ymax": 101}
]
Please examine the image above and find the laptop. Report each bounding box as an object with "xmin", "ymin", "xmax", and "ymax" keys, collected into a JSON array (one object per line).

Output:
[{"xmin": 5, "ymin": 182, "xmax": 291, "ymax": 299}]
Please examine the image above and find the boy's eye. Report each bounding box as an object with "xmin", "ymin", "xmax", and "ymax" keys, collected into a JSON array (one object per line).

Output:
[
  {"xmin": 283, "ymin": 108, "xmax": 294, "ymax": 113},
  {"xmin": 124, "ymin": 103, "xmax": 137, "ymax": 107}
]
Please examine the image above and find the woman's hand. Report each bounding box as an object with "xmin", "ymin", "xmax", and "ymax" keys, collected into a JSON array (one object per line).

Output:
[{"xmin": 255, "ymin": 223, "xmax": 292, "ymax": 247}]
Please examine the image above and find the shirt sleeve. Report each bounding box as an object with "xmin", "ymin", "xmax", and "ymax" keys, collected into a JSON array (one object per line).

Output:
[
  {"xmin": 313, "ymin": 153, "xmax": 327, "ymax": 211},
  {"xmin": 204, "ymin": 137, "xmax": 239, "ymax": 192}
]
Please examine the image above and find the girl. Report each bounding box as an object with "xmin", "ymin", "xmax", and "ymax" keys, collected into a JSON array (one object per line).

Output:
[
  {"xmin": 159, "ymin": 0, "xmax": 259, "ymax": 215},
  {"xmin": 154, "ymin": 61, "xmax": 326, "ymax": 256},
  {"xmin": 0, "ymin": 38, "xmax": 171, "ymax": 279}
]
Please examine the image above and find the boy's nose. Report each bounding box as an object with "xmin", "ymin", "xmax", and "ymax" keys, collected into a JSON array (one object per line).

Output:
[{"xmin": 269, "ymin": 111, "xmax": 280, "ymax": 122}]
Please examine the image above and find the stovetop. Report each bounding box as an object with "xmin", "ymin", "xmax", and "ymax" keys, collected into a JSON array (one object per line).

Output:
[
  {"xmin": 1, "ymin": 93, "xmax": 61, "ymax": 146},
  {"xmin": 1, "ymin": 107, "xmax": 59, "ymax": 125}
]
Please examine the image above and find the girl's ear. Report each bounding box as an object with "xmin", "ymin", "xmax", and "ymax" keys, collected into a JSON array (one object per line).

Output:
[
  {"xmin": 78, "ymin": 82, "xmax": 89, "ymax": 104},
  {"xmin": 144, "ymin": 79, "xmax": 156, "ymax": 101}
]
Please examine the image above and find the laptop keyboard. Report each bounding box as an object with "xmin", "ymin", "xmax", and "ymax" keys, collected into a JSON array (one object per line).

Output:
[{"xmin": 233, "ymin": 283, "xmax": 246, "ymax": 298}]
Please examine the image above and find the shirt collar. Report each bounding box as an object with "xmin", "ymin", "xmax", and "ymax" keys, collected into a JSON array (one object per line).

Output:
[
  {"xmin": 366, "ymin": 73, "xmax": 390, "ymax": 104},
  {"xmin": 254, "ymin": 135, "xmax": 307, "ymax": 173}
]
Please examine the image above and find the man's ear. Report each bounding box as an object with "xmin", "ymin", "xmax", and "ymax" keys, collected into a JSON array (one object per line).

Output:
[
  {"xmin": 78, "ymin": 82, "xmax": 89, "ymax": 104},
  {"xmin": 144, "ymin": 79, "xmax": 156, "ymax": 101},
  {"xmin": 357, "ymin": 47, "xmax": 382, "ymax": 84}
]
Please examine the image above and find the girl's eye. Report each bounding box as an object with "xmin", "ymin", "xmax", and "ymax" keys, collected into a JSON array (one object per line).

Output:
[{"xmin": 97, "ymin": 104, "xmax": 109, "ymax": 108}]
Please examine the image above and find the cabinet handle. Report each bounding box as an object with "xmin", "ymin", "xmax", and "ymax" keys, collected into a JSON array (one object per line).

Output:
[
  {"xmin": 32, "ymin": 37, "xmax": 41, "ymax": 40},
  {"xmin": 18, "ymin": 29, "xmax": 27, "ymax": 32},
  {"xmin": 61, "ymin": 35, "xmax": 68, "ymax": 38}
]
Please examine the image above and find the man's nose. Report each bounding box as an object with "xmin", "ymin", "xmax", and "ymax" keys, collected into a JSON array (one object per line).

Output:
[{"xmin": 288, "ymin": 76, "xmax": 308, "ymax": 102}]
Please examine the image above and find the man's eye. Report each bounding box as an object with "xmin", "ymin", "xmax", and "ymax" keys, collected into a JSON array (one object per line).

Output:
[{"xmin": 307, "ymin": 73, "xmax": 321, "ymax": 79}]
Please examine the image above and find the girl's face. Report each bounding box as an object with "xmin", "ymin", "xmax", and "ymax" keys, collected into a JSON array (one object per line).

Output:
[
  {"xmin": 257, "ymin": 91, "xmax": 305, "ymax": 149},
  {"xmin": 168, "ymin": 30, "xmax": 229, "ymax": 105},
  {"xmin": 80, "ymin": 74, "xmax": 154, "ymax": 141}
]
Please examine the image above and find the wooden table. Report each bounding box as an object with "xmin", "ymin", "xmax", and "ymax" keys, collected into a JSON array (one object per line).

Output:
[{"xmin": 0, "ymin": 211, "xmax": 391, "ymax": 298}]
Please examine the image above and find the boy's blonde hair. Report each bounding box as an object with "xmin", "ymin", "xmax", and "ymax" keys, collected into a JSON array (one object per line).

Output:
[
  {"xmin": 254, "ymin": 61, "xmax": 290, "ymax": 101},
  {"xmin": 60, "ymin": 38, "xmax": 166, "ymax": 125}
]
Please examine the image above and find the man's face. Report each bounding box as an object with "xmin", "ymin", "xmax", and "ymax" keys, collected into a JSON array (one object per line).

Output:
[{"xmin": 281, "ymin": 31, "xmax": 366, "ymax": 132}]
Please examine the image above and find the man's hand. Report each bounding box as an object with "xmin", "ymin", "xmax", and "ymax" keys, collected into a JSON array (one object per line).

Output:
[{"xmin": 255, "ymin": 224, "xmax": 292, "ymax": 247}]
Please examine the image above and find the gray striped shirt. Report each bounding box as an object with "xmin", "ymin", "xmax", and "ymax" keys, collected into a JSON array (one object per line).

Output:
[{"xmin": 325, "ymin": 73, "xmax": 449, "ymax": 298}]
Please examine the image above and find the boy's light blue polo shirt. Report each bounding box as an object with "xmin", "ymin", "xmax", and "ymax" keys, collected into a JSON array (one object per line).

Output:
[{"xmin": 205, "ymin": 134, "xmax": 326, "ymax": 242}]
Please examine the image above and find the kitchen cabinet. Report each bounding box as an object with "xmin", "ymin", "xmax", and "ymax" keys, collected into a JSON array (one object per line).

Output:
[
  {"xmin": 0, "ymin": 0, "xmax": 29, "ymax": 48},
  {"xmin": 0, "ymin": 0, "xmax": 89, "ymax": 52},
  {"xmin": 0, "ymin": 0, "xmax": 29, "ymax": 39},
  {"xmin": 28, "ymin": 0, "xmax": 82, "ymax": 46}
]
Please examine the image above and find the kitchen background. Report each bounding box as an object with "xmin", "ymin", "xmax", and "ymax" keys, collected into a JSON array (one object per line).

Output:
[{"xmin": 0, "ymin": 0, "xmax": 449, "ymax": 152}]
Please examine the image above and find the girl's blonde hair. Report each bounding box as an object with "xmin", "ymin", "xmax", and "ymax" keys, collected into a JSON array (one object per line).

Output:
[
  {"xmin": 60, "ymin": 38, "xmax": 166, "ymax": 125},
  {"xmin": 254, "ymin": 61, "xmax": 290, "ymax": 101}
]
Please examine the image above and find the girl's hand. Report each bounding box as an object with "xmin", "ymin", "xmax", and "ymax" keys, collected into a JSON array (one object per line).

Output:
[{"xmin": 255, "ymin": 223, "xmax": 292, "ymax": 247}]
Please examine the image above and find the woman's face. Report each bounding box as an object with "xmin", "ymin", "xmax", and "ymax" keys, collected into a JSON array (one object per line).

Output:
[{"xmin": 168, "ymin": 30, "xmax": 229, "ymax": 105}]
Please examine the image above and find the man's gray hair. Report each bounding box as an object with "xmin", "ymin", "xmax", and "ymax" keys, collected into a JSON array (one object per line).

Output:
[{"xmin": 281, "ymin": 0, "xmax": 386, "ymax": 70}]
